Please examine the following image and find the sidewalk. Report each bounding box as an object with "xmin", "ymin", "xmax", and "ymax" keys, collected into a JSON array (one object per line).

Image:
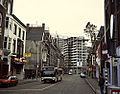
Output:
[
  {"xmin": 18, "ymin": 78, "xmax": 41, "ymax": 85},
  {"xmin": 85, "ymin": 77, "xmax": 101, "ymax": 94}
]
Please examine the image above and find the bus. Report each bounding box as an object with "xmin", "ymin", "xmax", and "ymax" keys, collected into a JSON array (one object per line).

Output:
[{"xmin": 41, "ymin": 66, "xmax": 63, "ymax": 83}]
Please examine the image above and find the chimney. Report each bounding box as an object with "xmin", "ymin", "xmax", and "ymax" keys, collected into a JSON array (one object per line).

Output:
[
  {"xmin": 42, "ymin": 23, "xmax": 45, "ymax": 30},
  {"xmin": 26, "ymin": 23, "xmax": 30, "ymax": 32}
]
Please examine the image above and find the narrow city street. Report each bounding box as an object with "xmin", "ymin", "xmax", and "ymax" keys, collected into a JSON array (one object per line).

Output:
[{"xmin": 0, "ymin": 75, "xmax": 94, "ymax": 94}]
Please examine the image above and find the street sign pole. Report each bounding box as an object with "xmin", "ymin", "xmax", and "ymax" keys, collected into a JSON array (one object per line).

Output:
[{"xmin": 104, "ymin": 1, "xmax": 108, "ymax": 93}]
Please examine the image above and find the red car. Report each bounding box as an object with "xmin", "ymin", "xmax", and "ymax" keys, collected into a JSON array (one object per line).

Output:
[{"xmin": 0, "ymin": 75, "xmax": 18, "ymax": 87}]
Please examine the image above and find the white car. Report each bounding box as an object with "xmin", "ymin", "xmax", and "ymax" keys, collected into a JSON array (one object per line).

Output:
[
  {"xmin": 68, "ymin": 72, "xmax": 72, "ymax": 75},
  {"xmin": 80, "ymin": 73, "xmax": 86, "ymax": 78}
]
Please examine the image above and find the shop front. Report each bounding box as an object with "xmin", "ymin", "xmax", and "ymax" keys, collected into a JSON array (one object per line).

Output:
[
  {"xmin": 0, "ymin": 60, "xmax": 8, "ymax": 76},
  {"xmin": 11, "ymin": 58, "xmax": 27, "ymax": 79}
]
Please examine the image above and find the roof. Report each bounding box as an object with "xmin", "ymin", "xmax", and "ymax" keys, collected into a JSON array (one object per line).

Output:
[
  {"xmin": 12, "ymin": 14, "xmax": 26, "ymax": 28},
  {"xmin": 26, "ymin": 27, "xmax": 44, "ymax": 41}
]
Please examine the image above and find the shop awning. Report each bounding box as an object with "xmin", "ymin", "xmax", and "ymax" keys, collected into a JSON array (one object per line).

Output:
[{"xmin": 13, "ymin": 58, "xmax": 27, "ymax": 64}]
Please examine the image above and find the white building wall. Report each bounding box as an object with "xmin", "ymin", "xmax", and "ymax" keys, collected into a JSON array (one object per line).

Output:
[
  {"xmin": 4, "ymin": 14, "xmax": 26, "ymax": 79},
  {"xmin": 63, "ymin": 36, "xmax": 88, "ymax": 67}
]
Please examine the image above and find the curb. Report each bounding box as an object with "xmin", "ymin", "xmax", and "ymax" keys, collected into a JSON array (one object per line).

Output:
[{"xmin": 85, "ymin": 78, "xmax": 96, "ymax": 94}]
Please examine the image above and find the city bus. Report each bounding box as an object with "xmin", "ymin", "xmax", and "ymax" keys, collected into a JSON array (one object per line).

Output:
[{"xmin": 41, "ymin": 66, "xmax": 63, "ymax": 83}]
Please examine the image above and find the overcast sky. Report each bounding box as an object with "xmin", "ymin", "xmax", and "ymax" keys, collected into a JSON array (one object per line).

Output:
[{"xmin": 13, "ymin": 0, "xmax": 104, "ymax": 38}]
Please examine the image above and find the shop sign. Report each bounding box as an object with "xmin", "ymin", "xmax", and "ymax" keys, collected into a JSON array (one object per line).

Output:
[
  {"xmin": 34, "ymin": 62, "xmax": 37, "ymax": 67},
  {"xmin": 22, "ymin": 60, "xmax": 27, "ymax": 63},
  {"xmin": 24, "ymin": 53, "xmax": 31, "ymax": 57},
  {"xmin": 111, "ymin": 90, "xmax": 120, "ymax": 94},
  {"xmin": 13, "ymin": 58, "xmax": 27, "ymax": 64},
  {"xmin": 14, "ymin": 58, "xmax": 19, "ymax": 62}
]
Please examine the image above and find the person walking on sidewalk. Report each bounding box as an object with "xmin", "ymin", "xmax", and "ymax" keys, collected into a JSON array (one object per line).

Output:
[{"xmin": 98, "ymin": 73, "xmax": 105, "ymax": 94}]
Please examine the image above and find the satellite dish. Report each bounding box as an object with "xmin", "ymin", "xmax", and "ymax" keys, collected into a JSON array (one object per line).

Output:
[{"xmin": 110, "ymin": 14, "xmax": 114, "ymax": 39}]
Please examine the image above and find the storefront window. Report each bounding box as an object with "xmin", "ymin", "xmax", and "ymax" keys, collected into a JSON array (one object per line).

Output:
[
  {"xmin": 0, "ymin": 13, "xmax": 2, "ymax": 27},
  {"xmin": 4, "ymin": 37, "xmax": 7, "ymax": 49},
  {"xmin": 8, "ymin": 38, "xmax": 11, "ymax": 49}
]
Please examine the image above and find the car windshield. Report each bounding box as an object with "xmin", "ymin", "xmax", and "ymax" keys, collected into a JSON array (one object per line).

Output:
[
  {"xmin": 0, "ymin": 76, "xmax": 10, "ymax": 79},
  {"xmin": 42, "ymin": 67, "xmax": 54, "ymax": 71}
]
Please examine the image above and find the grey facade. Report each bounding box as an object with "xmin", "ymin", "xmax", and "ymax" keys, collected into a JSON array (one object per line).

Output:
[{"xmin": 25, "ymin": 24, "xmax": 63, "ymax": 78}]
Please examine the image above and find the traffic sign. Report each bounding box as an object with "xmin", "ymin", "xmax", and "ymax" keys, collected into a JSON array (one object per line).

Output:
[
  {"xmin": 102, "ymin": 54, "xmax": 108, "ymax": 61},
  {"xmin": 34, "ymin": 62, "xmax": 37, "ymax": 67},
  {"xmin": 77, "ymin": 58, "xmax": 82, "ymax": 62},
  {"xmin": 102, "ymin": 43, "xmax": 107, "ymax": 50},
  {"xmin": 102, "ymin": 50, "xmax": 108, "ymax": 54}
]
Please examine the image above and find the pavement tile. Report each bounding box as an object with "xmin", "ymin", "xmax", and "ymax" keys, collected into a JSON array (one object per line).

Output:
[{"xmin": 85, "ymin": 77, "xmax": 101, "ymax": 94}]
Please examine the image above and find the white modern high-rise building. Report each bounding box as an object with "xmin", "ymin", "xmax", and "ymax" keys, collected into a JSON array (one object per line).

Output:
[{"xmin": 62, "ymin": 36, "xmax": 89, "ymax": 68}]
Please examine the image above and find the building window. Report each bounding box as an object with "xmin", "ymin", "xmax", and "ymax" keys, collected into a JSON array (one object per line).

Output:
[
  {"xmin": 22, "ymin": 31, "xmax": 25, "ymax": 40},
  {"xmin": 14, "ymin": 24, "xmax": 17, "ymax": 35},
  {"xmin": 4, "ymin": 37, "xmax": 7, "ymax": 49},
  {"xmin": 13, "ymin": 39, "xmax": 16, "ymax": 53},
  {"xmin": 18, "ymin": 28, "xmax": 21, "ymax": 38},
  {"xmin": 0, "ymin": 0, "xmax": 4, "ymax": 5},
  {"xmin": 22, "ymin": 43, "xmax": 24, "ymax": 57},
  {"xmin": 7, "ymin": 2, "xmax": 11, "ymax": 14},
  {"xmin": 0, "ymin": 13, "xmax": 2, "ymax": 27},
  {"xmin": 6, "ymin": 17, "xmax": 9, "ymax": 28},
  {"xmin": 9, "ymin": 20, "xmax": 12, "ymax": 30},
  {"xmin": 8, "ymin": 38, "xmax": 11, "ymax": 49}
]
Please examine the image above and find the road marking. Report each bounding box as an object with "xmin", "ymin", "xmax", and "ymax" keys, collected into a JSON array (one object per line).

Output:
[{"xmin": 0, "ymin": 83, "xmax": 58, "ymax": 92}]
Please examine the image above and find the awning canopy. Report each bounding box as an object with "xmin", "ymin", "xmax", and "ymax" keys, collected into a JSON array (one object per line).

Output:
[{"xmin": 13, "ymin": 58, "xmax": 27, "ymax": 64}]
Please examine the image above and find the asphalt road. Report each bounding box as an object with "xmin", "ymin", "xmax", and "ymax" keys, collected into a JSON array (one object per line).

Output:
[{"xmin": 0, "ymin": 74, "xmax": 94, "ymax": 94}]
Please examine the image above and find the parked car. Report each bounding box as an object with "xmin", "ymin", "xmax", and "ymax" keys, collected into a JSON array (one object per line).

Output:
[
  {"xmin": 68, "ymin": 72, "xmax": 72, "ymax": 75},
  {"xmin": 0, "ymin": 75, "xmax": 18, "ymax": 87},
  {"xmin": 80, "ymin": 73, "xmax": 86, "ymax": 78}
]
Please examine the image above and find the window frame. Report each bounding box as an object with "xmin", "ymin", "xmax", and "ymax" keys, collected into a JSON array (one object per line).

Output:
[
  {"xmin": 13, "ymin": 24, "xmax": 17, "ymax": 35},
  {"xmin": 4, "ymin": 37, "xmax": 7, "ymax": 49},
  {"xmin": 18, "ymin": 28, "xmax": 21, "ymax": 38},
  {"xmin": 0, "ymin": 13, "xmax": 2, "ymax": 27},
  {"xmin": 22, "ymin": 31, "xmax": 25, "ymax": 40}
]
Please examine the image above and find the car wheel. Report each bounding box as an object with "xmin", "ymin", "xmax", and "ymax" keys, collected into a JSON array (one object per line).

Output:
[
  {"xmin": 7, "ymin": 83, "xmax": 10, "ymax": 87},
  {"xmin": 15, "ymin": 82, "xmax": 18, "ymax": 86},
  {"xmin": 60, "ymin": 77, "xmax": 62, "ymax": 81}
]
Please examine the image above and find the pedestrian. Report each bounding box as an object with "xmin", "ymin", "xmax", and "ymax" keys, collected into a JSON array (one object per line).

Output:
[
  {"xmin": 98, "ymin": 73, "xmax": 105, "ymax": 94},
  {"xmin": 32, "ymin": 72, "xmax": 35, "ymax": 79}
]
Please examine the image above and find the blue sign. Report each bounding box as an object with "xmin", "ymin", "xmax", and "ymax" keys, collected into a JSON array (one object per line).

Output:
[
  {"xmin": 77, "ymin": 59, "xmax": 82, "ymax": 62},
  {"xmin": 34, "ymin": 62, "xmax": 37, "ymax": 67}
]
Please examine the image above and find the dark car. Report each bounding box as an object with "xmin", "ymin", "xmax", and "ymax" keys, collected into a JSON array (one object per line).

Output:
[{"xmin": 0, "ymin": 75, "xmax": 18, "ymax": 87}]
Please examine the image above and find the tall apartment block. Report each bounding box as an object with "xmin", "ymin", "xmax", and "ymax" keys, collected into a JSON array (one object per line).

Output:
[{"xmin": 58, "ymin": 36, "xmax": 88, "ymax": 70}]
